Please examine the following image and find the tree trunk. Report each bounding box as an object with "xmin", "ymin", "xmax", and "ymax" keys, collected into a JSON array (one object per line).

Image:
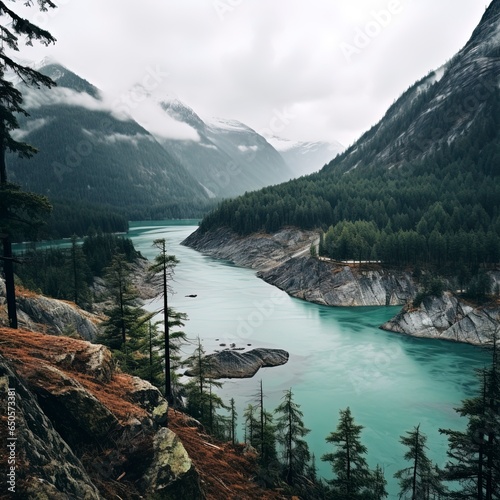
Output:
[
  {"xmin": 1, "ymin": 143, "xmax": 18, "ymax": 329},
  {"xmin": 163, "ymin": 253, "xmax": 172, "ymax": 406},
  {"xmin": 2, "ymin": 236, "xmax": 17, "ymax": 329},
  {"xmin": 412, "ymin": 426, "xmax": 420, "ymax": 500}
]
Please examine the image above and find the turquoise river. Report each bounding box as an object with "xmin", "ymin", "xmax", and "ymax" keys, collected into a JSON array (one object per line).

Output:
[{"xmin": 128, "ymin": 220, "xmax": 491, "ymax": 498}]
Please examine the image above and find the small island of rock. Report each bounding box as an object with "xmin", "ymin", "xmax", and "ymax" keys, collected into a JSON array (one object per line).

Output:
[{"xmin": 185, "ymin": 348, "xmax": 289, "ymax": 379}]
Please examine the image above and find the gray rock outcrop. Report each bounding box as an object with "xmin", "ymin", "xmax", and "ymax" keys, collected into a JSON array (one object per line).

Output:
[
  {"xmin": 185, "ymin": 348, "xmax": 289, "ymax": 379},
  {"xmin": 0, "ymin": 277, "xmax": 101, "ymax": 340},
  {"xmin": 182, "ymin": 226, "xmax": 318, "ymax": 270},
  {"xmin": 0, "ymin": 327, "xmax": 202, "ymax": 498},
  {"xmin": 142, "ymin": 427, "xmax": 202, "ymax": 499},
  {"xmin": 17, "ymin": 294, "xmax": 101, "ymax": 340},
  {"xmin": 381, "ymin": 292, "xmax": 499, "ymax": 345},
  {"xmin": 0, "ymin": 355, "xmax": 104, "ymax": 499},
  {"xmin": 258, "ymin": 256, "xmax": 416, "ymax": 306}
]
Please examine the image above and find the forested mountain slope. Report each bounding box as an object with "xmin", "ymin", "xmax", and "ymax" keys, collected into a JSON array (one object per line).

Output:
[
  {"xmin": 7, "ymin": 64, "xmax": 210, "ymax": 236},
  {"xmin": 194, "ymin": 0, "xmax": 500, "ymax": 270}
]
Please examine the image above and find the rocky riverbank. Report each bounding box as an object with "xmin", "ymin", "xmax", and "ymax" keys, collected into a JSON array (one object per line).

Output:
[
  {"xmin": 258, "ymin": 256, "xmax": 416, "ymax": 306},
  {"xmin": 381, "ymin": 292, "xmax": 500, "ymax": 345},
  {"xmin": 183, "ymin": 226, "xmax": 500, "ymax": 346},
  {"xmin": 182, "ymin": 226, "xmax": 318, "ymax": 270}
]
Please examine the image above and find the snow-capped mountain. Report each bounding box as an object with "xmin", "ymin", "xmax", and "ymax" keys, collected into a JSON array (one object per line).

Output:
[
  {"xmin": 157, "ymin": 101, "xmax": 295, "ymax": 197},
  {"xmin": 264, "ymin": 135, "xmax": 344, "ymax": 177}
]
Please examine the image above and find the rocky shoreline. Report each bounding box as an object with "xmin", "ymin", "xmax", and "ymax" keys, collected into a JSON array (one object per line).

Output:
[
  {"xmin": 183, "ymin": 226, "xmax": 500, "ymax": 346},
  {"xmin": 381, "ymin": 292, "xmax": 499, "ymax": 345},
  {"xmin": 182, "ymin": 226, "xmax": 318, "ymax": 270},
  {"xmin": 258, "ymin": 256, "xmax": 416, "ymax": 306}
]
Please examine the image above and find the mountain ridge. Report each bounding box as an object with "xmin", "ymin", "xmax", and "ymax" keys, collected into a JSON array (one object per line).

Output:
[{"xmin": 7, "ymin": 62, "xmax": 341, "ymax": 236}]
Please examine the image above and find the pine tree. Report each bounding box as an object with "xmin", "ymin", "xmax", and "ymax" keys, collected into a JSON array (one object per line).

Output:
[
  {"xmin": 274, "ymin": 387, "xmax": 311, "ymax": 486},
  {"xmin": 162, "ymin": 308, "xmax": 187, "ymax": 405},
  {"xmin": 0, "ymin": 1, "xmax": 56, "ymax": 328},
  {"xmin": 101, "ymin": 254, "xmax": 143, "ymax": 350},
  {"xmin": 394, "ymin": 425, "xmax": 445, "ymax": 499},
  {"xmin": 371, "ymin": 464, "xmax": 389, "ymax": 500},
  {"xmin": 229, "ymin": 398, "xmax": 238, "ymax": 445},
  {"xmin": 118, "ymin": 320, "xmax": 164, "ymax": 389},
  {"xmin": 184, "ymin": 338, "xmax": 226, "ymax": 435},
  {"xmin": 67, "ymin": 234, "xmax": 92, "ymax": 309},
  {"xmin": 321, "ymin": 407, "xmax": 372, "ymax": 499},
  {"xmin": 440, "ymin": 331, "xmax": 500, "ymax": 499},
  {"xmin": 149, "ymin": 238, "xmax": 179, "ymax": 405},
  {"xmin": 244, "ymin": 403, "xmax": 257, "ymax": 446}
]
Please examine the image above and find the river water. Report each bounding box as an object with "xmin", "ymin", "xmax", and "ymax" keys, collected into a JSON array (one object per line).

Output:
[{"xmin": 129, "ymin": 220, "xmax": 490, "ymax": 497}]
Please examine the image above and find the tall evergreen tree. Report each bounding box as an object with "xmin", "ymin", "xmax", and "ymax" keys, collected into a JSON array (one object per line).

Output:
[
  {"xmin": 0, "ymin": 1, "xmax": 56, "ymax": 328},
  {"xmin": 229, "ymin": 397, "xmax": 238, "ymax": 445},
  {"xmin": 67, "ymin": 234, "xmax": 92, "ymax": 309},
  {"xmin": 440, "ymin": 332, "xmax": 500, "ymax": 499},
  {"xmin": 274, "ymin": 387, "xmax": 311, "ymax": 486},
  {"xmin": 101, "ymin": 254, "xmax": 143, "ymax": 350},
  {"xmin": 371, "ymin": 464, "xmax": 389, "ymax": 500},
  {"xmin": 394, "ymin": 425, "xmax": 445, "ymax": 500},
  {"xmin": 321, "ymin": 407, "xmax": 372, "ymax": 499},
  {"xmin": 184, "ymin": 338, "xmax": 226, "ymax": 435},
  {"xmin": 244, "ymin": 403, "xmax": 257, "ymax": 446},
  {"xmin": 149, "ymin": 238, "xmax": 179, "ymax": 405}
]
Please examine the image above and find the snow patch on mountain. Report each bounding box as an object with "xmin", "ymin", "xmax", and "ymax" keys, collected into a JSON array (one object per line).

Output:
[
  {"xmin": 206, "ymin": 116, "xmax": 255, "ymax": 133},
  {"xmin": 264, "ymin": 134, "xmax": 344, "ymax": 176},
  {"xmin": 238, "ymin": 145, "xmax": 258, "ymax": 152}
]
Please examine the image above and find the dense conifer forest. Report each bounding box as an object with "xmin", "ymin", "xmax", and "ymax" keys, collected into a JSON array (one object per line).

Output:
[{"xmin": 199, "ymin": 86, "xmax": 500, "ymax": 271}]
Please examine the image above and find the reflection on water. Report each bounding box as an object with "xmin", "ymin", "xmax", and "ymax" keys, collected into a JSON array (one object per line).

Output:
[{"xmin": 129, "ymin": 221, "xmax": 490, "ymax": 497}]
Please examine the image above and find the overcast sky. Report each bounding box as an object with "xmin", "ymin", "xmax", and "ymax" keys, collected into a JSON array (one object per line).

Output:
[{"xmin": 15, "ymin": 0, "xmax": 492, "ymax": 147}]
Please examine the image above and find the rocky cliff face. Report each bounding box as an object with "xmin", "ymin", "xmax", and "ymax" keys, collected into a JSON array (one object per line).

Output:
[
  {"xmin": 183, "ymin": 227, "xmax": 416, "ymax": 307},
  {"xmin": 0, "ymin": 328, "xmax": 202, "ymax": 499},
  {"xmin": 381, "ymin": 292, "xmax": 500, "ymax": 345},
  {"xmin": 183, "ymin": 226, "xmax": 500, "ymax": 346},
  {"xmin": 182, "ymin": 226, "xmax": 318, "ymax": 270},
  {"xmin": 258, "ymin": 256, "xmax": 416, "ymax": 306}
]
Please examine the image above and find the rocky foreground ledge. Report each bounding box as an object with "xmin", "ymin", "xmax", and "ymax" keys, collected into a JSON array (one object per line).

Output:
[{"xmin": 0, "ymin": 327, "xmax": 201, "ymax": 499}]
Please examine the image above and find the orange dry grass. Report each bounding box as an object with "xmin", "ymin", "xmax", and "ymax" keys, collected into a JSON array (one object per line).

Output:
[
  {"xmin": 0, "ymin": 328, "xmax": 146, "ymax": 423},
  {"xmin": 169, "ymin": 410, "xmax": 286, "ymax": 500},
  {"xmin": 0, "ymin": 328, "xmax": 288, "ymax": 498}
]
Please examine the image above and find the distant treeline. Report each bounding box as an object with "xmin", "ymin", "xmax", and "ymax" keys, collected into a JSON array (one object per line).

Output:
[
  {"xmin": 31, "ymin": 198, "xmax": 215, "ymax": 240},
  {"xmin": 16, "ymin": 231, "xmax": 140, "ymax": 309}
]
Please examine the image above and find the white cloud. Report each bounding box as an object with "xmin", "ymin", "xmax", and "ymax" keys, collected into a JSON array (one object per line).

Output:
[
  {"xmin": 97, "ymin": 132, "xmax": 154, "ymax": 148},
  {"xmin": 22, "ymin": 82, "xmax": 200, "ymax": 142},
  {"xmin": 11, "ymin": 118, "xmax": 52, "ymax": 140},
  {"xmin": 122, "ymin": 97, "xmax": 200, "ymax": 142},
  {"xmin": 13, "ymin": 0, "xmax": 493, "ymax": 146},
  {"xmin": 22, "ymin": 86, "xmax": 105, "ymax": 111}
]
